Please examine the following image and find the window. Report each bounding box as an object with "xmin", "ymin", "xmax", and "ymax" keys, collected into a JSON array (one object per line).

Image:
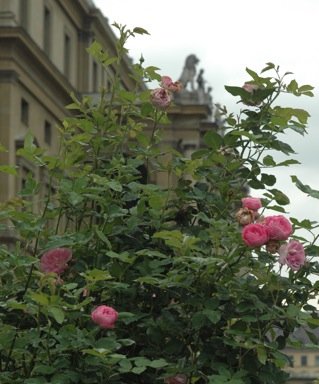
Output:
[
  {"xmin": 20, "ymin": 0, "xmax": 29, "ymax": 30},
  {"xmin": 92, "ymin": 61, "xmax": 98, "ymax": 92},
  {"xmin": 64, "ymin": 33, "xmax": 71, "ymax": 77},
  {"xmin": 21, "ymin": 98, "xmax": 29, "ymax": 126},
  {"xmin": 315, "ymin": 355, "xmax": 319, "ymax": 366},
  {"xmin": 301, "ymin": 355, "xmax": 307, "ymax": 366},
  {"xmin": 288, "ymin": 355, "xmax": 294, "ymax": 367},
  {"xmin": 43, "ymin": 6, "xmax": 51, "ymax": 56},
  {"xmin": 44, "ymin": 121, "xmax": 52, "ymax": 145}
]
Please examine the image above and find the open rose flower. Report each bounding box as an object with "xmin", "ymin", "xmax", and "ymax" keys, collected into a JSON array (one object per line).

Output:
[
  {"xmin": 263, "ymin": 215, "xmax": 292, "ymax": 241},
  {"xmin": 150, "ymin": 88, "xmax": 172, "ymax": 109},
  {"xmin": 91, "ymin": 305, "xmax": 118, "ymax": 329},
  {"xmin": 242, "ymin": 223, "xmax": 269, "ymax": 247},
  {"xmin": 241, "ymin": 197, "xmax": 262, "ymax": 211},
  {"xmin": 279, "ymin": 240, "xmax": 305, "ymax": 271},
  {"xmin": 161, "ymin": 76, "xmax": 182, "ymax": 92},
  {"xmin": 40, "ymin": 248, "xmax": 72, "ymax": 275}
]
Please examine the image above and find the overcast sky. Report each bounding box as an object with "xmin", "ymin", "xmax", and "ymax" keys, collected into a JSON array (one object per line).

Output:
[{"xmin": 94, "ymin": 0, "xmax": 319, "ymax": 234}]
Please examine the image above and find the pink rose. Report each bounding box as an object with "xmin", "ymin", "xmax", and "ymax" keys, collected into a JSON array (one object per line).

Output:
[
  {"xmin": 40, "ymin": 248, "xmax": 72, "ymax": 274},
  {"xmin": 263, "ymin": 215, "xmax": 292, "ymax": 241},
  {"xmin": 279, "ymin": 240, "xmax": 305, "ymax": 271},
  {"xmin": 242, "ymin": 223, "xmax": 269, "ymax": 247},
  {"xmin": 91, "ymin": 305, "xmax": 118, "ymax": 329},
  {"xmin": 150, "ymin": 88, "xmax": 172, "ymax": 109},
  {"xmin": 242, "ymin": 82, "xmax": 259, "ymax": 93},
  {"xmin": 241, "ymin": 197, "xmax": 262, "ymax": 211},
  {"xmin": 242, "ymin": 82, "xmax": 263, "ymax": 106},
  {"xmin": 161, "ymin": 76, "xmax": 182, "ymax": 92},
  {"xmin": 164, "ymin": 374, "xmax": 188, "ymax": 384}
]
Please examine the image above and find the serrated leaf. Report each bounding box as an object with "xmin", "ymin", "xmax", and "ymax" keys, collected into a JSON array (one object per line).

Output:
[
  {"xmin": 48, "ymin": 306, "xmax": 65, "ymax": 324},
  {"xmin": 263, "ymin": 155, "xmax": 276, "ymax": 166},
  {"xmin": 291, "ymin": 175, "xmax": 319, "ymax": 199},
  {"xmin": 132, "ymin": 27, "xmax": 150, "ymax": 35}
]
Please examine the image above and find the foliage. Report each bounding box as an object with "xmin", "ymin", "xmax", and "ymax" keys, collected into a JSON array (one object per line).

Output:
[{"xmin": 0, "ymin": 24, "xmax": 318, "ymax": 383}]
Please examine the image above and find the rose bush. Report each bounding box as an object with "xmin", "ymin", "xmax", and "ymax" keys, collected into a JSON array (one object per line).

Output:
[{"xmin": 0, "ymin": 24, "xmax": 318, "ymax": 384}]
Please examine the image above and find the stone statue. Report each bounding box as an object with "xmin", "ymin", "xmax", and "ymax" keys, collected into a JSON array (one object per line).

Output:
[
  {"xmin": 196, "ymin": 69, "xmax": 205, "ymax": 90},
  {"xmin": 178, "ymin": 54, "xmax": 199, "ymax": 91}
]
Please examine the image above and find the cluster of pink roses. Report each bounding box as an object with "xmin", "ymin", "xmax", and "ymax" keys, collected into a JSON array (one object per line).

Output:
[
  {"xmin": 236, "ymin": 197, "xmax": 306, "ymax": 271},
  {"xmin": 39, "ymin": 248, "xmax": 119, "ymax": 329},
  {"xmin": 150, "ymin": 76, "xmax": 182, "ymax": 109}
]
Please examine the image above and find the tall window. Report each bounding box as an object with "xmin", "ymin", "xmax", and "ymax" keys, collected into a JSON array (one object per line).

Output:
[
  {"xmin": 43, "ymin": 6, "xmax": 51, "ymax": 56},
  {"xmin": 44, "ymin": 121, "xmax": 52, "ymax": 145},
  {"xmin": 92, "ymin": 61, "xmax": 98, "ymax": 92},
  {"xmin": 301, "ymin": 355, "xmax": 308, "ymax": 367},
  {"xmin": 315, "ymin": 355, "xmax": 319, "ymax": 366},
  {"xmin": 64, "ymin": 33, "xmax": 71, "ymax": 78},
  {"xmin": 288, "ymin": 355, "xmax": 294, "ymax": 367},
  {"xmin": 21, "ymin": 98, "xmax": 29, "ymax": 126},
  {"xmin": 20, "ymin": 0, "xmax": 29, "ymax": 30}
]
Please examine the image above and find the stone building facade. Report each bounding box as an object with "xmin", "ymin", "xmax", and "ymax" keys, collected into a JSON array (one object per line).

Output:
[
  {"xmin": 0, "ymin": 0, "xmax": 218, "ymax": 201},
  {"xmin": 0, "ymin": 0, "xmax": 140, "ymax": 204}
]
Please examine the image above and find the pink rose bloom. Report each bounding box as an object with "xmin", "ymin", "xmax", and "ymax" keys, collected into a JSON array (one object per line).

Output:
[
  {"xmin": 241, "ymin": 197, "xmax": 262, "ymax": 211},
  {"xmin": 160, "ymin": 76, "xmax": 182, "ymax": 92},
  {"xmin": 243, "ymin": 82, "xmax": 259, "ymax": 93},
  {"xmin": 91, "ymin": 305, "xmax": 118, "ymax": 329},
  {"xmin": 279, "ymin": 240, "xmax": 305, "ymax": 271},
  {"xmin": 242, "ymin": 223, "xmax": 269, "ymax": 247},
  {"xmin": 263, "ymin": 215, "xmax": 292, "ymax": 241},
  {"xmin": 150, "ymin": 88, "xmax": 172, "ymax": 109},
  {"xmin": 40, "ymin": 248, "xmax": 72, "ymax": 274},
  {"xmin": 164, "ymin": 374, "xmax": 188, "ymax": 384}
]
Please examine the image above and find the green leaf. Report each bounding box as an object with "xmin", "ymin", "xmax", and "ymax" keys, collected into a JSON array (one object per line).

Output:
[
  {"xmin": 263, "ymin": 155, "xmax": 276, "ymax": 166},
  {"xmin": 131, "ymin": 366, "xmax": 146, "ymax": 374},
  {"xmin": 29, "ymin": 292, "xmax": 49, "ymax": 306},
  {"xmin": 82, "ymin": 268, "xmax": 113, "ymax": 283},
  {"xmin": 0, "ymin": 165, "xmax": 17, "ymax": 175},
  {"xmin": 132, "ymin": 27, "xmax": 150, "ymax": 35},
  {"xmin": 203, "ymin": 131, "xmax": 223, "ymax": 150},
  {"xmin": 291, "ymin": 175, "xmax": 319, "ymax": 199},
  {"xmin": 260, "ymin": 173, "xmax": 276, "ymax": 186},
  {"xmin": 256, "ymin": 345, "xmax": 267, "ymax": 365},
  {"xmin": 148, "ymin": 358, "xmax": 168, "ymax": 368},
  {"xmin": 48, "ymin": 306, "xmax": 65, "ymax": 324},
  {"xmin": 107, "ymin": 180, "xmax": 123, "ymax": 192},
  {"xmin": 269, "ymin": 188, "xmax": 290, "ymax": 205},
  {"xmin": 224, "ymin": 86, "xmax": 247, "ymax": 98},
  {"xmin": 261, "ymin": 62, "xmax": 275, "ymax": 73},
  {"xmin": 202, "ymin": 309, "xmax": 221, "ymax": 324}
]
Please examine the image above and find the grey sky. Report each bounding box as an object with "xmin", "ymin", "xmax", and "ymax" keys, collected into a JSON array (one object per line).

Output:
[{"xmin": 94, "ymin": 0, "xmax": 319, "ymax": 230}]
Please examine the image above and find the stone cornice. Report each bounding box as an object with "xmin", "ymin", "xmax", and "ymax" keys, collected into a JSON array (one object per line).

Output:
[{"xmin": 0, "ymin": 26, "xmax": 76, "ymax": 116}]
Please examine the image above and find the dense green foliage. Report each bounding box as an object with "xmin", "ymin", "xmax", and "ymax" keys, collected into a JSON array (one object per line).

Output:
[{"xmin": 0, "ymin": 24, "xmax": 319, "ymax": 383}]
